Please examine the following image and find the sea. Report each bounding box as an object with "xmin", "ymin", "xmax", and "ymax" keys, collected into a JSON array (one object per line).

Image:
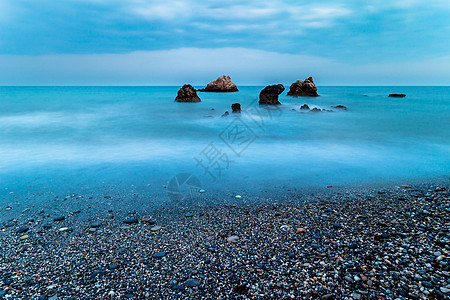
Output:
[{"xmin": 0, "ymin": 86, "xmax": 449, "ymax": 209}]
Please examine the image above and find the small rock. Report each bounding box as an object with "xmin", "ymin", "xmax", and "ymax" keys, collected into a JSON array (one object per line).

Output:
[
  {"xmin": 231, "ymin": 103, "xmax": 241, "ymax": 113},
  {"xmin": 300, "ymin": 104, "xmax": 310, "ymax": 110},
  {"xmin": 388, "ymin": 93, "xmax": 406, "ymax": 98},
  {"xmin": 123, "ymin": 217, "xmax": 138, "ymax": 224},
  {"xmin": 17, "ymin": 226, "xmax": 29, "ymax": 234},
  {"xmin": 183, "ymin": 278, "xmax": 201, "ymax": 287},
  {"xmin": 152, "ymin": 251, "xmax": 167, "ymax": 258},
  {"xmin": 232, "ymin": 284, "xmax": 249, "ymax": 295},
  {"xmin": 227, "ymin": 235, "xmax": 239, "ymax": 243},
  {"xmin": 20, "ymin": 235, "xmax": 29, "ymax": 240},
  {"xmin": 53, "ymin": 216, "xmax": 65, "ymax": 222},
  {"xmin": 151, "ymin": 225, "xmax": 162, "ymax": 232},
  {"xmin": 296, "ymin": 228, "xmax": 305, "ymax": 234}
]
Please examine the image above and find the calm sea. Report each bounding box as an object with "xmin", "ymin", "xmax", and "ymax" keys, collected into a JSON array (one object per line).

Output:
[{"xmin": 0, "ymin": 86, "xmax": 449, "ymax": 202}]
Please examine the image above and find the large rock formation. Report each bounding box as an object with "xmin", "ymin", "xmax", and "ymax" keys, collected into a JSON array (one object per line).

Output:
[
  {"xmin": 198, "ymin": 75, "xmax": 238, "ymax": 92},
  {"xmin": 175, "ymin": 84, "xmax": 201, "ymax": 102},
  {"xmin": 259, "ymin": 84, "xmax": 285, "ymax": 105},
  {"xmin": 287, "ymin": 77, "xmax": 319, "ymax": 97}
]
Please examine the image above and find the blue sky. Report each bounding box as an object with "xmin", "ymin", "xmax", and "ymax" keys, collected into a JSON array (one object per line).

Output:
[{"xmin": 1, "ymin": 0, "xmax": 449, "ymax": 85}]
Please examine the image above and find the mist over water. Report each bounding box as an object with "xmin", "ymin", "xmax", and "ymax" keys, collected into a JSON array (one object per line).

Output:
[{"xmin": 0, "ymin": 86, "xmax": 449, "ymax": 197}]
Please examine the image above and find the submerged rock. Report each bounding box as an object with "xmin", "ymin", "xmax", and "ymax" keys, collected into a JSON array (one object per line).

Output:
[
  {"xmin": 259, "ymin": 84, "xmax": 285, "ymax": 105},
  {"xmin": 198, "ymin": 75, "xmax": 238, "ymax": 92},
  {"xmin": 231, "ymin": 103, "xmax": 241, "ymax": 113},
  {"xmin": 300, "ymin": 104, "xmax": 310, "ymax": 111},
  {"xmin": 221, "ymin": 111, "xmax": 229, "ymax": 117},
  {"xmin": 175, "ymin": 84, "xmax": 201, "ymax": 102},
  {"xmin": 287, "ymin": 77, "xmax": 319, "ymax": 97},
  {"xmin": 389, "ymin": 94, "xmax": 406, "ymax": 98},
  {"xmin": 331, "ymin": 105, "xmax": 348, "ymax": 111}
]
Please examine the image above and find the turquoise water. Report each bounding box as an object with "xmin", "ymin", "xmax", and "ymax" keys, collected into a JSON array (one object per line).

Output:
[{"xmin": 0, "ymin": 86, "xmax": 449, "ymax": 195}]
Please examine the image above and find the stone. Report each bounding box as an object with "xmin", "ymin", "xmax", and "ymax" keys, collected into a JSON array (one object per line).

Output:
[
  {"xmin": 53, "ymin": 216, "xmax": 65, "ymax": 222},
  {"xmin": 151, "ymin": 225, "xmax": 162, "ymax": 232},
  {"xmin": 232, "ymin": 285, "xmax": 250, "ymax": 295},
  {"xmin": 287, "ymin": 77, "xmax": 319, "ymax": 97},
  {"xmin": 388, "ymin": 94, "xmax": 406, "ymax": 98},
  {"xmin": 231, "ymin": 103, "xmax": 241, "ymax": 113},
  {"xmin": 175, "ymin": 84, "xmax": 201, "ymax": 102},
  {"xmin": 321, "ymin": 294, "xmax": 334, "ymax": 300},
  {"xmin": 123, "ymin": 218, "xmax": 138, "ymax": 224},
  {"xmin": 310, "ymin": 108, "xmax": 322, "ymax": 113},
  {"xmin": 227, "ymin": 235, "xmax": 239, "ymax": 243},
  {"xmin": 300, "ymin": 104, "xmax": 310, "ymax": 110},
  {"xmin": 183, "ymin": 278, "xmax": 201, "ymax": 287},
  {"xmin": 221, "ymin": 111, "xmax": 229, "ymax": 117},
  {"xmin": 152, "ymin": 251, "xmax": 167, "ymax": 258},
  {"xmin": 198, "ymin": 75, "xmax": 238, "ymax": 92},
  {"xmin": 259, "ymin": 84, "xmax": 285, "ymax": 105},
  {"xmin": 20, "ymin": 235, "xmax": 29, "ymax": 240},
  {"xmin": 17, "ymin": 227, "xmax": 29, "ymax": 234},
  {"xmin": 331, "ymin": 105, "xmax": 348, "ymax": 111},
  {"xmin": 296, "ymin": 228, "xmax": 306, "ymax": 234}
]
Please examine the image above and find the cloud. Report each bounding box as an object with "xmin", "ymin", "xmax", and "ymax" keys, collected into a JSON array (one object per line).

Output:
[{"xmin": 0, "ymin": 47, "xmax": 449, "ymax": 86}]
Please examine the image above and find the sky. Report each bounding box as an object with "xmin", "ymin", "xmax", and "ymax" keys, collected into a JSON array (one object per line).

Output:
[{"xmin": 0, "ymin": 0, "xmax": 449, "ymax": 85}]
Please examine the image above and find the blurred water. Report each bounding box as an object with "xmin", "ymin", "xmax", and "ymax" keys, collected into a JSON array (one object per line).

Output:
[{"xmin": 0, "ymin": 86, "xmax": 448, "ymax": 194}]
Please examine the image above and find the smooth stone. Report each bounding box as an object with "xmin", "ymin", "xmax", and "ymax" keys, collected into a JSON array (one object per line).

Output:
[
  {"xmin": 108, "ymin": 265, "xmax": 118, "ymax": 270},
  {"xmin": 151, "ymin": 225, "xmax": 162, "ymax": 232},
  {"xmin": 17, "ymin": 226, "xmax": 29, "ymax": 234},
  {"xmin": 227, "ymin": 235, "xmax": 239, "ymax": 243},
  {"xmin": 321, "ymin": 294, "xmax": 334, "ymax": 300},
  {"xmin": 296, "ymin": 228, "xmax": 305, "ymax": 234},
  {"xmin": 90, "ymin": 223, "xmax": 100, "ymax": 228},
  {"xmin": 152, "ymin": 251, "xmax": 167, "ymax": 258},
  {"xmin": 171, "ymin": 285, "xmax": 185, "ymax": 290},
  {"xmin": 199, "ymin": 189, "xmax": 206, "ymax": 193},
  {"xmin": 120, "ymin": 226, "xmax": 131, "ymax": 229},
  {"xmin": 123, "ymin": 217, "xmax": 138, "ymax": 224},
  {"xmin": 59, "ymin": 227, "xmax": 70, "ymax": 232},
  {"xmin": 53, "ymin": 216, "xmax": 65, "ymax": 222},
  {"xmin": 183, "ymin": 278, "xmax": 201, "ymax": 287},
  {"xmin": 20, "ymin": 235, "xmax": 29, "ymax": 240},
  {"xmin": 235, "ymin": 195, "xmax": 242, "ymax": 199},
  {"xmin": 185, "ymin": 214, "xmax": 194, "ymax": 217}
]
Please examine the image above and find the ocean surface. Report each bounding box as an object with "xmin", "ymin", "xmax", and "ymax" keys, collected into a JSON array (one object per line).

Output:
[{"xmin": 0, "ymin": 86, "xmax": 449, "ymax": 206}]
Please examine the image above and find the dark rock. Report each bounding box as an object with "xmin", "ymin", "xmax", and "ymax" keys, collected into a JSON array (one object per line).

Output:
[
  {"xmin": 171, "ymin": 285, "xmax": 185, "ymax": 290},
  {"xmin": 175, "ymin": 84, "xmax": 201, "ymax": 102},
  {"xmin": 17, "ymin": 227, "xmax": 29, "ymax": 234},
  {"xmin": 185, "ymin": 213, "xmax": 194, "ymax": 217},
  {"xmin": 331, "ymin": 105, "xmax": 348, "ymax": 111},
  {"xmin": 53, "ymin": 216, "xmax": 65, "ymax": 222},
  {"xmin": 231, "ymin": 103, "xmax": 241, "ymax": 113},
  {"xmin": 221, "ymin": 111, "xmax": 229, "ymax": 117},
  {"xmin": 123, "ymin": 217, "xmax": 138, "ymax": 224},
  {"xmin": 259, "ymin": 84, "xmax": 285, "ymax": 105},
  {"xmin": 389, "ymin": 94, "xmax": 406, "ymax": 98},
  {"xmin": 152, "ymin": 251, "xmax": 167, "ymax": 258},
  {"xmin": 198, "ymin": 75, "xmax": 238, "ymax": 92},
  {"xmin": 287, "ymin": 77, "xmax": 319, "ymax": 97},
  {"xmin": 300, "ymin": 104, "xmax": 310, "ymax": 111},
  {"xmin": 321, "ymin": 294, "xmax": 334, "ymax": 300},
  {"xmin": 108, "ymin": 265, "xmax": 118, "ymax": 270},
  {"xmin": 183, "ymin": 278, "xmax": 201, "ymax": 287},
  {"xmin": 310, "ymin": 108, "xmax": 322, "ymax": 113},
  {"xmin": 90, "ymin": 223, "xmax": 100, "ymax": 228},
  {"xmin": 233, "ymin": 284, "xmax": 250, "ymax": 295}
]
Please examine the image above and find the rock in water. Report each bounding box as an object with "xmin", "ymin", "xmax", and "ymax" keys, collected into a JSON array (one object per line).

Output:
[
  {"xmin": 183, "ymin": 278, "xmax": 201, "ymax": 287},
  {"xmin": 300, "ymin": 104, "xmax": 310, "ymax": 111},
  {"xmin": 231, "ymin": 103, "xmax": 241, "ymax": 113},
  {"xmin": 287, "ymin": 77, "xmax": 319, "ymax": 97},
  {"xmin": 331, "ymin": 105, "xmax": 347, "ymax": 111},
  {"xmin": 175, "ymin": 84, "xmax": 201, "ymax": 102},
  {"xmin": 198, "ymin": 75, "xmax": 238, "ymax": 92},
  {"xmin": 259, "ymin": 84, "xmax": 285, "ymax": 105},
  {"xmin": 123, "ymin": 217, "xmax": 138, "ymax": 224},
  {"xmin": 388, "ymin": 93, "xmax": 406, "ymax": 98}
]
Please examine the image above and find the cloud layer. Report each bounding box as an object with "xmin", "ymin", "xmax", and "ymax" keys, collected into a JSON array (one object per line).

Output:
[
  {"xmin": 0, "ymin": 0, "xmax": 449, "ymax": 84},
  {"xmin": 1, "ymin": 48, "xmax": 449, "ymax": 86}
]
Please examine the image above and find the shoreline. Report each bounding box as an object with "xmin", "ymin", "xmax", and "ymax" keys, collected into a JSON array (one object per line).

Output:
[{"xmin": 1, "ymin": 182, "xmax": 449, "ymax": 299}]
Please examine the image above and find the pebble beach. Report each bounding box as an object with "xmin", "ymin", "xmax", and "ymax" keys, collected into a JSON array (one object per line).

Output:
[{"xmin": 1, "ymin": 183, "xmax": 449, "ymax": 299}]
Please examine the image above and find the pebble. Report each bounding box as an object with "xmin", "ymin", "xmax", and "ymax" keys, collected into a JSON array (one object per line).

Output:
[
  {"xmin": 150, "ymin": 225, "xmax": 162, "ymax": 232},
  {"xmin": 227, "ymin": 235, "xmax": 239, "ymax": 243},
  {"xmin": 199, "ymin": 189, "xmax": 206, "ymax": 193},
  {"xmin": 59, "ymin": 227, "xmax": 70, "ymax": 232},
  {"xmin": 183, "ymin": 278, "xmax": 201, "ymax": 287},
  {"xmin": 17, "ymin": 226, "xmax": 29, "ymax": 234},
  {"xmin": 123, "ymin": 217, "xmax": 138, "ymax": 224},
  {"xmin": 296, "ymin": 228, "xmax": 305, "ymax": 234},
  {"xmin": 152, "ymin": 251, "xmax": 167, "ymax": 258},
  {"xmin": 235, "ymin": 195, "xmax": 242, "ymax": 199},
  {"xmin": 20, "ymin": 235, "xmax": 29, "ymax": 240},
  {"xmin": 185, "ymin": 213, "xmax": 193, "ymax": 217},
  {"xmin": 53, "ymin": 216, "xmax": 65, "ymax": 222}
]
